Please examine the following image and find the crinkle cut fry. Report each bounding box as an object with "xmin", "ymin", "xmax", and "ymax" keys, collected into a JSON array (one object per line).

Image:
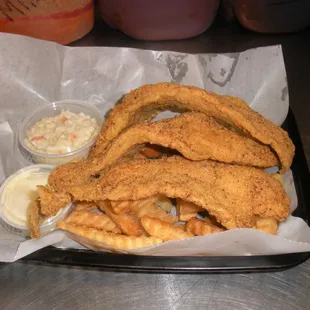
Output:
[
  {"xmin": 141, "ymin": 216, "xmax": 194, "ymax": 241},
  {"xmin": 57, "ymin": 221, "xmax": 162, "ymax": 250},
  {"xmin": 89, "ymin": 83, "xmax": 294, "ymax": 172},
  {"xmin": 97, "ymin": 201, "xmax": 146, "ymax": 236},
  {"xmin": 65, "ymin": 210, "xmax": 121, "ymax": 233},
  {"xmin": 67, "ymin": 156, "xmax": 290, "ymax": 230}
]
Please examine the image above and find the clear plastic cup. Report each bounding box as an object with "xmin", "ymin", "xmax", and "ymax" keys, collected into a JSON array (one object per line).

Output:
[
  {"xmin": 18, "ymin": 100, "xmax": 102, "ymax": 166},
  {"xmin": 0, "ymin": 164, "xmax": 73, "ymax": 237}
]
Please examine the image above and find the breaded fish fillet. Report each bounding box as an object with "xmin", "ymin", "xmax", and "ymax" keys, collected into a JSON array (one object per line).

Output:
[
  {"xmin": 92, "ymin": 112, "xmax": 278, "ymax": 168},
  {"xmin": 67, "ymin": 156, "xmax": 290, "ymax": 229},
  {"xmin": 48, "ymin": 112, "xmax": 278, "ymax": 190},
  {"xmin": 37, "ymin": 185, "xmax": 71, "ymax": 216},
  {"xmin": 89, "ymin": 83, "xmax": 294, "ymax": 172}
]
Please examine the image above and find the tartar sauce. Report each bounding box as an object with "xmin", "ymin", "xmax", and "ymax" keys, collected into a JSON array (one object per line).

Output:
[
  {"xmin": 24, "ymin": 111, "xmax": 100, "ymax": 154},
  {"xmin": 0, "ymin": 166, "xmax": 50, "ymax": 227}
]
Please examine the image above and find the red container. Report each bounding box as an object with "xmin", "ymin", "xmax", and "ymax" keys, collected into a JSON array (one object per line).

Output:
[
  {"xmin": 0, "ymin": 0, "xmax": 94, "ymax": 44},
  {"xmin": 98, "ymin": 0, "xmax": 220, "ymax": 40}
]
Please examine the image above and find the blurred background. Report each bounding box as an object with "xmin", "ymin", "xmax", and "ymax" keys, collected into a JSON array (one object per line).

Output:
[{"xmin": 0, "ymin": 0, "xmax": 310, "ymax": 44}]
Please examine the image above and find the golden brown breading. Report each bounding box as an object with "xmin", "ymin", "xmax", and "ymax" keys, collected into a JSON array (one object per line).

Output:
[
  {"xmin": 37, "ymin": 185, "xmax": 71, "ymax": 216},
  {"xmin": 89, "ymin": 112, "xmax": 278, "ymax": 169},
  {"xmin": 48, "ymin": 160, "xmax": 95, "ymax": 192},
  {"xmin": 67, "ymin": 156, "xmax": 290, "ymax": 229},
  {"xmin": 89, "ymin": 83, "xmax": 294, "ymax": 172},
  {"xmin": 48, "ymin": 112, "xmax": 279, "ymax": 191},
  {"xmin": 48, "ymin": 148, "xmax": 145, "ymax": 192},
  {"xmin": 28, "ymin": 199, "xmax": 41, "ymax": 239}
]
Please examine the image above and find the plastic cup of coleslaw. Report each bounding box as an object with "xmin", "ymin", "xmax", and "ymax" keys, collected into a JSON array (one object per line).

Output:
[
  {"xmin": 18, "ymin": 100, "xmax": 103, "ymax": 166},
  {"xmin": 0, "ymin": 164, "xmax": 72, "ymax": 237}
]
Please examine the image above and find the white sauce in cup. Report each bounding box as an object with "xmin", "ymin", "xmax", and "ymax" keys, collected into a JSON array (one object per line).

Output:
[{"xmin": 24, "ymin": 111, "xmax": 100, "ymax": 154}]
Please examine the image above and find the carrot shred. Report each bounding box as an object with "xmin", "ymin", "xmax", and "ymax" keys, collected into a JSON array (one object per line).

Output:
[
  {"xmin": 60, "ymin": 116, "xmax": 68, "ymax": 124},
  {"xmin": 31, "ymin": 136, "xmax": 44, "ymax": 141},
  {"xmin": 70, "ymin": 133, "xmax": 77, "ymax": 144}
]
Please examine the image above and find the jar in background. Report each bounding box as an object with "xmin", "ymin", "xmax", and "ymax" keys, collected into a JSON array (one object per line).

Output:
[
  {"xmin": 0, "ymin": 0, "xmax": 94, "ymax": 44},
  {"xmin": 231, "ymin": 0, "xmax": 310, "ymax": 33},
  {"xmin": 98, "ymin": 0, "xmax": 220, "ymax": 41}
]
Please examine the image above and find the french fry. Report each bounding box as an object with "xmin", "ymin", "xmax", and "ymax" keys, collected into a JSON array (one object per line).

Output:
[
  {"xmin": 74, "ymin": 202, "xmax": 98, "ymax": 212},
  {"xmin": 272, "ymin": 173, "xmax": 284, "ymax": 186},
  {"xmin": 186, "ymin": 218, "xmax": 225, "ymax": 236},
  {"xmin": 110, "ymin": 200, "xmax": 132, "ymax": 214},
  {"xmin": 110, "ymin": 195, "xmax": 173, "ymax": 214},
  {"xmin": 65, "ymin": 210, "xmax": 121, "ymax": 233},
  {"xmin": 98, "ymin": 201, "xmax": 146, "ymax": 237},
  {"xmin": 256, "ymin": 217, "xmax": 278, "ymax": 235},
  {"xmin": 130, "ymin": 200, "xmax": 177, "ymax": 224},
  {"xmin": 57, "ymin": 221, "xmax": 162, "ymax": 250},
  {"xmin": 141, "ymin": 216, "xmax": 194, "ymax": 241},
  {"xmin": 176, "ymin": 199, "xmax": 205, "ymax": 221},
  {"xmin": 153, "ymin": 195, "xmax": 173, "ymax": 212},
  {"xmin": 140, "ymin": 146, "xmax": 162, "ymax": 159}
]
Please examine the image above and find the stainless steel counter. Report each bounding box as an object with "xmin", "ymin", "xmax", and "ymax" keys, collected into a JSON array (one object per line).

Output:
[{"xmin": 1, "ymin": 20, "xmax": 310, "ymax": 310}]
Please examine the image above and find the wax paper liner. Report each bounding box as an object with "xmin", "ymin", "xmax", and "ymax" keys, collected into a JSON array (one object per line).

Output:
[{"xmin": 0, "ymin": 33, "xmax": 308, "ymax": 262}]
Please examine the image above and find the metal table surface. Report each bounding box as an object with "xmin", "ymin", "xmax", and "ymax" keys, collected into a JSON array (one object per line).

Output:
[{"xmin": 1, "ymin": 20, "xmax": 310, "ymax": 310}]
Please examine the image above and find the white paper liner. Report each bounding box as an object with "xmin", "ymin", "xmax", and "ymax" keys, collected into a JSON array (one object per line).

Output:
[{"xmin": 0, "ymin": 33, "xmax": 309, "ymax": 262}]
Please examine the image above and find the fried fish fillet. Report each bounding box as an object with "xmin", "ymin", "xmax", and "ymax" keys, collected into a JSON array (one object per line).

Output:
[
  {"xmin": 28, "ymin": 199, "xmax": 41, "ymax": 239},
  {"xmin": 37, "ymin": 185, "xmax": 71, "ymax": 216},
  {"xmin": 28, "ymin": 186, "xmax": 72, "ymax": 238},
  {"xmin": 48, "ymin": 112, "xmax": 278, "ymax": 190},
  {"xmin": 90, "ymin": 112, "xmax": 278, "ymax": 169},
  {"xmin": 67, "ymin": 156, "xmax": 290, "ymax": 230},
  {"xmin": 48, "ymin": 160, "xmax": 96, "ymax": 191},
  {"xmin": 48, "ymin": 146, "xmax": 145, "ymax": 191},
  {"xmin": 89, "ymin": 83, "xmax": 294, "ymax": 172}
]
